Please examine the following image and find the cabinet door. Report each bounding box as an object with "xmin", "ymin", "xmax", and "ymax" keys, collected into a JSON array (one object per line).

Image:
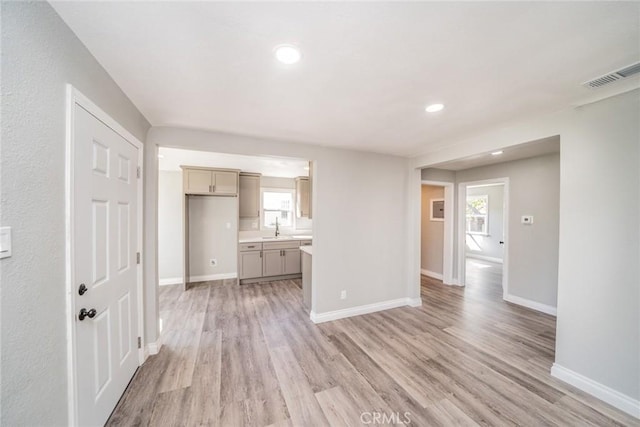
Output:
[
  {"xmin": 283, "ymin": 248, "xmax": 301, "ymax": 275},
  {"xmin": 239, "ymin": 175, "xmax": 260, "ymax": 218},
  {"xmin": 262, "ymin": 249, "xmax": 283, "ymax": 277},
  {"xmin": 296, "ymin": 178, "xmax": 310, "ymax": 218},
  {"xmin": 239, "ymin": 251, "xmax": 262, "ymax": 279},
  {"xmin": 185, "ymin": 169, "xmax": 213, "ymax": 194},
  {"xmin": 213, "ymin": 171, "xmax": 238, "ymax": 195}
]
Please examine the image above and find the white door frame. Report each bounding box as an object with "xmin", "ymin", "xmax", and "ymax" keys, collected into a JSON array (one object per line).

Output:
[
  {"xmin": 421, "ymin": 180, "xmax": 455, "ymax": 285},
  {"xmin": 457, "ymin": 177, "xmax": 509, "ymax": 298},
  {"xmin": 64, "ymin": 85, "xmax": 145, "ymax": 427}
]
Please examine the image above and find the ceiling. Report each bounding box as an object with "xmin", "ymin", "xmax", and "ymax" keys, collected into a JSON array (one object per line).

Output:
[
  {"xmin": 51, "ymin": 2, "xmax": 639, "ymax": 157},
  {"xmin": 429, "ymin": 136, "xmax": 560, "ymax": 171},
  {"xmin": 159, "ymin": 147, "xmax": 309, "ymax": 178}
]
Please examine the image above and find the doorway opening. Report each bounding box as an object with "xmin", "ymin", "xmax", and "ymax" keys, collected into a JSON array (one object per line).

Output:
[
  {"xmin": 457, "ymin": 178, "xmax": 509, "ymax": 298},
  {"xmin": 420, "ymin": 180, "xmax": 454, "ymax": 285}
]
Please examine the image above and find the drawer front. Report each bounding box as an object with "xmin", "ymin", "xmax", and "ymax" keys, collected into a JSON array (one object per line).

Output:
[
  {"xmin": 239, "ymin": 242, "xmax": 262, "ymax": 251},
  {"xmin": 299, "ymin": 240, "xmax": 312, "ymax": 246},
  {"xmin": 262, "ymin": 241, "xmax": 300, "ymax": 250}
]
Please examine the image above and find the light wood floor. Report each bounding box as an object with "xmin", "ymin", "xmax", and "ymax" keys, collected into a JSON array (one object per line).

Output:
[{"xmin": 107, "ymin": 276, "xmax": 639, "ymax": 426}]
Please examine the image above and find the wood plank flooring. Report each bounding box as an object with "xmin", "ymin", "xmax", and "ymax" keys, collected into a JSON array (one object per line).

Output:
[{"xmin": 107, "ymin": 275, "xmax": 639, "ymax": 426}]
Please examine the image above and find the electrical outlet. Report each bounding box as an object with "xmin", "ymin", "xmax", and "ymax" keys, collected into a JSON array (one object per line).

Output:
[
  {"xmin": 340, "ymin": 290, "xmax": 347, "ymax": 300},
  {"xmin": 210, "ymin": 259, "xmax": 217, "ymax": 266},
  {"xmin": 521, "ymin": 215, "xmax": 534, "ymax": 225}
]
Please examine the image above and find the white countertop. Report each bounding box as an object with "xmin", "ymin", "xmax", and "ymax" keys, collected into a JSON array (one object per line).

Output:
[
  {"xmin": 300, "ymin": 246, "xmax": 312, "ymax": 255},
  {"xmin": 239, "ymin": 235, "xmax": 313, "ymax": 244}
]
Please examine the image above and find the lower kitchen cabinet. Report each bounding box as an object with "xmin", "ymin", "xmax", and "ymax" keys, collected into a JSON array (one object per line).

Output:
[
  {"xmin": 262, "ymin": 249, "xmax": 284, "ymax": 277},
  {"xmin": 239, "ymin": 250, "xmax": 262, "ymax": 279},
  {"xmin": 283, "ymin": 248, "xmax": 301, "ymax": 275}
]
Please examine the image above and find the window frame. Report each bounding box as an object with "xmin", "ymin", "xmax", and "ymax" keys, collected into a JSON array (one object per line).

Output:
[
  {"xmin": 466, "ymin": 194, "xmax": 489, "ymax": 235},
  {"xmin": 260, "ymin": 187, "xmax": 296, "ymax": 230}
]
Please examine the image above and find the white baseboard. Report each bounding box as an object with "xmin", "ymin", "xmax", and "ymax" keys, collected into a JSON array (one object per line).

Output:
[
  {"xmin": 504, "ymin": 293, "xmax": 557, "ymax": 316},
  {"xmin": 310, "ymin": 297, "xmax": 420, "ymax": 324},
  {"xmin": 188, "ymin": 273, "xmax": 237, "ymax": 283},
  {"xmin": 159, "ymin": 277, "xmax": 182, "ymax": 286},
  {"xmin": 551, "ymin": 363, "xmax": 640, "ymax": 419},
  {"xmin": 143, "ymin": 339, "xmax": 162, "ymax": 361},
  {"xmin": 420, "ymin": 269, "xmax": 443, "ymax": 280},
  {"xmin": 466, "ymin": 253, "xmax": 503, "ymax": 264}
]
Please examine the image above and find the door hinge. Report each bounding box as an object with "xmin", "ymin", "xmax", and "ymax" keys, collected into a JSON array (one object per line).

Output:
[
  {"xmin": 137, "ymin": 166, "xmax": 141, "ymax": 179},
  {"xmin": 137, "ymin": 252, "xmax": 141, "ymax": 264},
  {"xmin": 137, "ymin": 337, "xmax": 142, "ymax": 349}
]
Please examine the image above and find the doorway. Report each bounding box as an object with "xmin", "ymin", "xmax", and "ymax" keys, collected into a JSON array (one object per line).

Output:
[
  {"xmin": 420, "ymin": 180, "xmax": 454, "ymax": 285},
  {"xmin": 457, "ymin": 178, "xmax": 509, "ymax": 298}
]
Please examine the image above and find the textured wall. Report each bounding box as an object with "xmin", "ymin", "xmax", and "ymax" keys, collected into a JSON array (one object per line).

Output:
[{"xmin": 0, "ymin": 3, "xmax": 150, "ymax": 424}]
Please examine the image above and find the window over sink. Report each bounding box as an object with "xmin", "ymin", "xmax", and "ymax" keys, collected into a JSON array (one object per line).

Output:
[{"xmin": 262, "ymin": 189, "xmax": 293, "ymax": 229}]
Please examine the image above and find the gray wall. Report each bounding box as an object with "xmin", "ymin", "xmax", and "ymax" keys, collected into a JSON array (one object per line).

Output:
[
  {"xmin": 422, "ymin": 168, "xmax": 455, "ymax": 182},
  {"xmin": 456, "ymin": 153, "xmax": 560, "ymax": 307},
  {"xmin": 148, "ymin": 127, "xmax": 411, "ymax": 316},
  {"xmin": 158, "ymin": 171, "xmax": 183, "ymax": 281},
  {"xmin": 421, "ymin": 185, "xmax": 445, "ymax": 275},
  {"xmin": 466, "ymin": 185, "xmax": 504, "ymax": 260},
  {"xmin": 0, "ymin": 2, "xmax": 151, "ymax": 425},
  {"xmin": 188, "ymin": 196, "xmax": 238, "ymax": 278},
  {"xmin": 556, "ymin": 90, "xmax": 639, "ymax": 400}
]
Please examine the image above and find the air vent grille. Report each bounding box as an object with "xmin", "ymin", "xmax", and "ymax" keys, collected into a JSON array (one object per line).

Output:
[{"xmin": 583, "ymin": 61, "xmax": 640, "ymax": 89}]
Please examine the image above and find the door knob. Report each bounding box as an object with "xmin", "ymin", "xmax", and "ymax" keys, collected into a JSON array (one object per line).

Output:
[
  {"xmin": 78, "ymin": 283, "xmax": 88, "ymax": 295},
  {"xmin": 78, "ymin": 308, "xmax": 97, "ymax": 321}
]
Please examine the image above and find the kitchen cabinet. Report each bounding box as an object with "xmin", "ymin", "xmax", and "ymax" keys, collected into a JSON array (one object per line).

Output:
[
  {"xmin": 296, "ymin": 177, "xmax": 310, "ymax": 218},
  {"xmin": 182, "ymin": 167, "xmax": 239, "ymax": 195},
  {"xmin": 239, "ymin": 242, "xmax": 262, "ymax": 279},
  {"xmin": 239, "ymin": 173, "xmax": 261, "ymax": 218},
  {"xmin": 262, "ymin": 241, "xmax": 302, "ymax": 277}
]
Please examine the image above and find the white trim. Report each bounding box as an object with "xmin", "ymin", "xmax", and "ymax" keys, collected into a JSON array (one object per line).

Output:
[
  {"xmin": 310, "ymin": 297, "xmax": 419, "ymax": 324},
  {"xmin": 159, "ymin": 277, "xmax": 183, "ymax": 286},
  {"xmin": 466, "ymin": 253, "xmax": 504, "ymax": 264},
  {"xmin": 551, "ymin": 364, "xmax": 640, "ymax": 419},
  {"xmin": 421, "ymin": 180, "xmax": 455, "ymax": 285},
  {"xmin": 420, "ymin": 269, "xmax": 443, "ymax": 280},
  {"xmin": 144, "ymin": 339, "xmax": 163, "ymax": 360},
  {"xmin": 188, "ymin": 272, "xmax": 238, "ymax": 283},
  {"xmin": 65, "ymin": 85, "xmax": 145, "ymax": 427},
  {"xmin": 504, "ymin": 293, "xmax": 557, "ymax": 316}
]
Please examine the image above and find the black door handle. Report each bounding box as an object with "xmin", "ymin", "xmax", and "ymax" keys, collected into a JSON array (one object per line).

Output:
[
  {"xmin": 499, "ymin": 241, "xmax": 504, "ymax": 245},
  {"xmin": 79, "ymin": 308, "xmax": 97, "ymax": 321},
  {"xmin": 78, "ymin": 283, "xmax": 88, "ymax": 295}
]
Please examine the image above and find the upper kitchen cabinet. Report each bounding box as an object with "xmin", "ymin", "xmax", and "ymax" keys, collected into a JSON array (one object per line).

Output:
[
  {"xmin": 239, "ymin": 172, "xmax": 261, "ymax": 218},
  {"xmin": 181, "ymin": 166, "xmax": 239, "ymax": 195},
  {"xmin": 296, "ymin": 176, "xmax": 310, "ymax": 218}
]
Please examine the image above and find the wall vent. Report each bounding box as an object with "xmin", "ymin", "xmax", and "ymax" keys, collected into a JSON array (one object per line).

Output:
[{"xmin": 583, "ymin": 61, "xmax": 640, "ymax": 89}]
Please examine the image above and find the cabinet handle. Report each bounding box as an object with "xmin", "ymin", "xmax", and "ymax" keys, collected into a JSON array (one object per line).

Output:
[
  {"xmin": 260, "ymin": 251, "xmax": 262, "ymax": 258},
  {"xmin": 247, "ymin": 245, "xmax": 255, "ymax": 248},
  {"xmin": 212, "ymin": 184, "xmax": 216, "ymax": 192}
]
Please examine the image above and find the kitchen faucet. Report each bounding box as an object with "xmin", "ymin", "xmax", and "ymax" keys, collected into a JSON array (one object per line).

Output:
[{"xmin": 275, "ymin": 217, "xmax": 280, "ymax": 237}]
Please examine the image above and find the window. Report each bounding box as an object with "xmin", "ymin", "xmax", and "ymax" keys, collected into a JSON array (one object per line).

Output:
[
  {"xmin": 466, "ymin": 195, "xmax": 488, "ymax": 235},
  {"xmin": 262, "ymin": 190, "xmax": 293, "ymax": 228}
]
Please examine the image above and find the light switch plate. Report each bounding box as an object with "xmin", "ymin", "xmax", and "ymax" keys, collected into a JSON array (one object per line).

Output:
[
  {"xmin": 0, "ymin": 227, "xmax": 12, "ymax": 259},
  {"xmin": 521, "ymin": 215, "xmax": 534, "ymax": 225}
]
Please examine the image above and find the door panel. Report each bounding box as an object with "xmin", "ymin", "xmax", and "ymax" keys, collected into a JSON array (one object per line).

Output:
[
  {"xmin": 283, "ymin": 249, "xmax": 301, "ymax": 275},
  {"xmin": 262, "ymin": 249, "xmax": 283, "ymax": 277},
  {"xmin": 213, "ymin": 171, "xmax": 238, "ymax": 194},
  {"xmin": 74, "ymin": 105, "xmax": 139, "ymax": 427},
  {"xmin": 185, "ymin": 169, "xmax": 212, "ymax": 193},
  {"xmin": 239, "ymin": 251, "xmax": 262, "ymax": 279}
]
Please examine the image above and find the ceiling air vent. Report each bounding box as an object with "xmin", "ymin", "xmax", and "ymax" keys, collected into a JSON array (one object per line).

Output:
[{"xmin": 583, "ymin": 61, "xmax": 640, "ymax": 89}]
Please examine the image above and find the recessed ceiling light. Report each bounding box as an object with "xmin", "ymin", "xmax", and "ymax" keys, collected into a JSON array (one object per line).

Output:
[
  {"xmin": 491, "ymin": 150, "xmax": 503, "ymax": 156},
  {"xmin": 274, "ymin": 44, "xmax": 301, "ymax": 65},
  {"xmin": 425, "ymin": 103, "xmax": 444, "ymax": 113}
]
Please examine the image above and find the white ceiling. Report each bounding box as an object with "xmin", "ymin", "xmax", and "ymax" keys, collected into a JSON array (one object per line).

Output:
[
  {"xmin": 159, "ymin": 147, "xmax": 309, "ymax": 178},
  {"xmin": 51, "ymin": 2, "xmax": 639, "ymax": 157}
]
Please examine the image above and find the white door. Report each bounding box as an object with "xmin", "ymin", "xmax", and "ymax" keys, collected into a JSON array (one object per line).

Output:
[{"xmin": 73, "ymin": 105, "xmax": 139, "ymax": 426}]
